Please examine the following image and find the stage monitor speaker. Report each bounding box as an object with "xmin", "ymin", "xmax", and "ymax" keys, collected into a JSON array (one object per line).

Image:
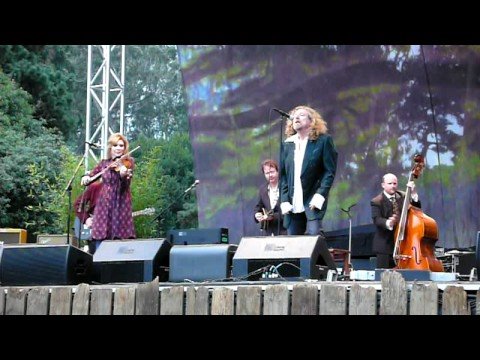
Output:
[
  {"xmin": 169, "ymin": 244, "xmax": 237, "ymax": 282},
  {"xmin": 0, "ymin": 228, "xmax": 27, "ymax": 244},
  {"xmin": 37, "ymin": 234, "xmax": 78, "ymax": 247},
  {"xmin": 167, "ymin": 228, "xmax": 228, "ymax": 245},
  {"xmin": 232, "ymin": 235, "xmax": 336, "ymax": 281},
  {"xmin": 93, "ymin": 238, "xmax": 171, "ymax": 283},
  {"xmin": 477, "ymin": 231, "xmax": 480, "ymax": 275},
  {"xmin": 0, "ymin": 244, "xmax": 92, "ymax": 286}
]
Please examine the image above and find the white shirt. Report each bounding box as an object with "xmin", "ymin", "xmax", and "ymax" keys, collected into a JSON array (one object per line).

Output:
[
  {"xmin": 268, "ymin": 184, "xmax": 279, "ymax": 210},
  {"xmin": 292, "ymin": 135, "xmax": 308, "ymax": 213}
]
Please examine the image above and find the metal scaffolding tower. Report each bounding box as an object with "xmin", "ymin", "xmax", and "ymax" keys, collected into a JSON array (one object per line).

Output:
[{"xmin": 84, "ymin": 45, "xmax": 126, "ymax": 171}]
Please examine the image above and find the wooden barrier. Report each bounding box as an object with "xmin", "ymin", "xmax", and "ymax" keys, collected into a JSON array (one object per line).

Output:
[{"xmin": 0, "ymin": 271, "xmax": 478, "ymax": 315}]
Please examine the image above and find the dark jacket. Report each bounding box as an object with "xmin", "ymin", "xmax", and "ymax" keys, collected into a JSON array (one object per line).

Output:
[
  {"xmin": 254, "ymin": 182, "xmax": 285, "ymax": 235},
  {"xmin": 280, "ymin": 134, "xmax": 337, "ymax": 229},
  {"xmin": 371, "ymin": 191, "xmax": 421, "ymax": 254}
]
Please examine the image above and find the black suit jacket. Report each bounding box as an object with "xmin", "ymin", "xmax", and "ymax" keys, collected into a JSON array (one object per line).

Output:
[
  {"xmin": 280, "ymin": 134, "xmax": 337, "ymax": 228},
  {"xmin": 254, "ymin": 183, "xmax": 285, "ymax": 235},
  {"xmin": 370, "ymin": 191, "xmax": 421, "ymax": 254}
]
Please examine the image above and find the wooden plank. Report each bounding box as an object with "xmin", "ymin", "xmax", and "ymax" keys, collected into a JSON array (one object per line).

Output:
[
  {"xmin": 90, "ymin": 288, "xmax": 113, "ymax": 315},
  {"xmin": 160, "ymin": 286, "xmax": 184, "ymax": 315},
  {"xmin": 380, "ymin": 271, "xmax": 407, "ymax": 315},
  {"xmin": 0, "ymin": 288, "xmax": 5, "ymax": 315},
  {"xmin": 26, "ymin": 287, "xmax": 50, "ymax": 315},
  {"xmin": 442, "ymin": 286, "xmax": 470, "ymax": 315},
  {"xmin": 211, "ymin": 287, "xmax": 234, "ymax": 315},
  {"xmin": 50, "ymin": 287, "xmax": 72, "ymax": 315},
  {"xmin": 348, "ymin": 284, "xmax": 377, "ymax": 315},
  {"xmin": 135, "ymin": 277, "xmax": 159, "ymax": 315},
  {"xmin": 72, "ymin": 284, "xmax": 90, "ymax": 315},
  {"xmin": 236, "ymin": 286, "xmax": 262, "ymax": 315},
  {"xmin": 185, "ymin": 287, "xmax": 209, "ymax": 315},
  {"xmin": 5, "ymin": 288, "xmax": 27, "ymax": 315},
  {"xmin": 477, "ymin": 290, "xmax": 480, "ymax": 316},
  {"xmin": 319, "ymin": 284, "xmax": 347, "ymax": 315},
  {"xmin": 263, "ymin": 284, "xmax": 289, "ymax": 315},
  {"xmin": 410, "ymin": 282, "xmax": 438, "ymax": 315},
  {"xmin": 113, "ymin": 287, "xmax": 136, "ymax": 315},
  {"xmin": 291, "ymin": 284, "xmax": 318, "ymax": 315}
]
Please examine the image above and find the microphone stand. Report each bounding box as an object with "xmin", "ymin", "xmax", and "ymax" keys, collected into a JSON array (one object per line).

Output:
[
  {"xmin": 341, "ymin": 203, "xmax": 356, "ymax": 276},
  {"xmin": 277, "ymin": 112, "xmax": 287, "ymax": 237},
  {"xmin": 150, "ymin": 182, "xmax": 198, "ymax": 236},
  {"xmin": 63, "ymin": 156, "xmax": 85, "ymax": 246}
]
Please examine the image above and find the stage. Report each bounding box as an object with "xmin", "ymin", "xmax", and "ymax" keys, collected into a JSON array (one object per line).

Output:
[{"xmin": 1, "ymin": 271, "xmax": 479, "ymax": 315}]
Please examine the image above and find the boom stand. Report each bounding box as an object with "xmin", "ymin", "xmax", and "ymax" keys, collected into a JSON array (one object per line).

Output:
[{"xmin": 341, "ymin": 203, "xmax": 356, "ymax": 276}]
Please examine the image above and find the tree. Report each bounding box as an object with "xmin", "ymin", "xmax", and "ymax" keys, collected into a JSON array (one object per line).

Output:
[
  {"xmin": 0, "ymin": 45, "xmax": 76, "ymax": 140},
  {"xmin": 0, "ymin": 70, "xmax": 67, "ymax": 239}
]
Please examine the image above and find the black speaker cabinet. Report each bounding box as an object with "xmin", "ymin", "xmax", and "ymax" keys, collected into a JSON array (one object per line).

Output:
[
  {"xmin": 0, "ymin": 244, "xmax": 92, "ymax": 286},
  {"xmin": 93, "ymin": 239, "xmax": 171, "ymax": 283},
  {"xmin": 167, "ymin": 228, "xmax": 229, "ymax": 245},
  {"xmin": 232, "ymin": 235, "xmax": 336, "ymax": 280},
  {"xmin": 169, "ymin": 244, "xmax": 237, "ymax": 282},
  {"xmin": 477, "ymin": 231, "xmax": 480, "ymax": 275}
]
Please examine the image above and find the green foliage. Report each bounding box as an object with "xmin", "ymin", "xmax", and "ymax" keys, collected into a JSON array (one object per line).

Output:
[
  {"xmin": 131, "ymin": 133, "xmax": 197, "ymax": 237},
  {"xmin": 0, "ymin": 70, "xmax": 67, "ymax": 238},
  {"xmin": 0, "ymin": 45, "xmax": 76, "ymax": 140}
]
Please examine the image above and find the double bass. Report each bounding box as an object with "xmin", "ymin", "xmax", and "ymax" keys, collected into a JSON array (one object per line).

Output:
[{"xmin": 392, "ymin": 154, "xmax": 444, "ymax": 272}]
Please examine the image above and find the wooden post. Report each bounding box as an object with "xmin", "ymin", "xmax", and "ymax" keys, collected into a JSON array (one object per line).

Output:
[
  {"xmin": 291, "ymin": 284, "xmax": 318, "ymax": 315},
  {"xmin": 236, "ymin": 286, "xmax": 262, "ymax": 315},
  {"xmin": 319, "ymin": 284, "xmax": 347, "ymax": 315},
  {"xmin": 380, "ymin": 271, "xmax": 407, "ymax": 315},
  {"xmin": 160, "ymin": 286, "xmax": 184, "ymax": 315},
  {"xmin": 349, "ymin": 284, "xmax": 377, "ymax": 315},
  {"xmin": 185, "ymin": 287, "xmax": 209, "ymax": 315},
  {"xmin": 0, "ymin": 287, "xmax": 5, "ymax": 315},
  {"xmin": 135, "ymin": 277, "xmax": 159, "ymax": 315},
  {"xmin": 50, "ymin": 287, "xmax": 72, "ymax": 315},
  {"xmin": 72, "ymin": 283, "xmax": 90, "ymax": 315},
  {"xmin": 5, "ymin": 288, "xmax": 27, "ymax": 315},
  {"xmin": 113, "ymin": 287, "xmax": 136, "ymax": 315},
  {"xmin": 442, "ymin": 286, "xmax": 470, "ymax": 315},
  {"xmin": 211, "ymin": 287, "xmax": 234, "ymax": 315},
  {"xmin": 410, "ymin": 282, "xmax": 438, "ymax": 315},
  {"xmin": 90, "ymin": 288, "xmax": 113, "ymax": 315},
  {"xmin": 26, "ymin": 288, "xmax": 50, "ymax": 315},
  {"xmin": 263, "ymin": 284, "xmax": 289, "ymax": 315}
]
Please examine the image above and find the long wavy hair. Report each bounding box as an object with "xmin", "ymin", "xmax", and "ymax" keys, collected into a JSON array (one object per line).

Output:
[{"xmin": 284, "ymin": 105, "xmax": 328, "ymax": 140}]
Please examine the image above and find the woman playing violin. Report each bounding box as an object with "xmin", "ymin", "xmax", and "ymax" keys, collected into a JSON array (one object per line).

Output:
[{"xmin": 81, "ymin": 133, "xmax": 136, "ymax": 254}]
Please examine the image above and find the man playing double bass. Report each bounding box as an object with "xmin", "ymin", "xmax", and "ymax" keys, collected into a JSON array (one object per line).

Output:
[{"xmin": 370, "ymin": 173, "xmax": 420, "ymax": 269}]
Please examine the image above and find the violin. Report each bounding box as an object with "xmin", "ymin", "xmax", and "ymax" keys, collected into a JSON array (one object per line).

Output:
[
  {"xmin": 83, "ymin": 145, "xmax": 140, "ymax": 186},
  {"xmin": 112, "ymin": 157, "xmax": 133, "ymax": 172}
]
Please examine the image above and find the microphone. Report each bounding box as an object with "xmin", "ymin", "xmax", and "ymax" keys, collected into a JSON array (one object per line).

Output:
[
  {"xmin": 184, "ymin": 179, "xmax": 200, "ymax": 193},
  {"xmin": 273, "ymin": 108, "xmax": 291, "ymax": 119},
  {"xmin": 86, "ymin": 141, "xmax": 102, "ymax": 149}
]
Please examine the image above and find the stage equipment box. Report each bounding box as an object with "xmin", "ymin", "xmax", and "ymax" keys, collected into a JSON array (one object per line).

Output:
[
  {"xmin": 169, "ymin": 244, "xmax": 237, "ymax": 282},
  {"xmin": 167, "ymin": 228, "xmax": 228, "ymax": 245},
  {"xmin": 0, "ymin": 228, "xmax": 27, "ymax": 244},
  {"xmin": 93, "ymin": 238, "xmax": 171, "ymax": 283},
  {"xmin": 37, "ymin": 234, "xmax": 78, "ymax": 247},
  {"xmin": 0, "ymin": 244, "xmax": 92, "ymax": 286},
  {"xmin": 232, "ymin": 235, "xmax": 337, "ymax": 281}
]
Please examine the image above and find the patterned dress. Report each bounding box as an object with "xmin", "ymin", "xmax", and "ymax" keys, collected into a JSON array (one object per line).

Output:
[{"xmin": 89, "ymin": 158, "xmax": 136, "ymax": 241}]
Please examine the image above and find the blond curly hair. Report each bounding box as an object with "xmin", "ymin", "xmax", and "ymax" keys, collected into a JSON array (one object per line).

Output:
[{"xmin": 284, "ymin": 105, "xmax": 328, "ymax": 140}]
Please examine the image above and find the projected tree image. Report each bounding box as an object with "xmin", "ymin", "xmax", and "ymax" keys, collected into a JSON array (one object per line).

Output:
[{"xmin": 178, "ymin": 45, "xmax": 480, "ymax": 248}]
